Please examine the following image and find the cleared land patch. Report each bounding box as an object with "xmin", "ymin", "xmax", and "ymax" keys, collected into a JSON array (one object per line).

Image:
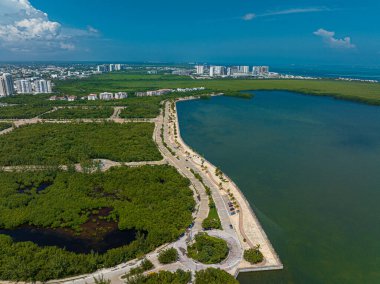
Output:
[{"xmin": 0, "ymin": 122, "xmax": 162, "ymax": 166}]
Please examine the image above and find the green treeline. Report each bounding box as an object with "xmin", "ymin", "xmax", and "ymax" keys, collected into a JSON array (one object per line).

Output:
[
  {"xmin": 125, "ymin": 269, "xmax": 191, "ymax": 284},
  {"xmin": 41, "ymin": 107, "xmax": 114, "ymax": 119},
  {"xmin": 0, "ymin": 123, "xmax": 12, "ymax": 131},
  {"xmin": 0, "ymin": 166, "xmax": 195, "ymax": 281},
  {"xmin": 0, "ymin": 122, "xmax": 162, "ymax": 166},
  {"xmin": 195, "ymin": 268, "xmax": 239, "ymax": 284},
  {"xmin": 0, "ymin": 105, "xmax": 52, "ymax": 119}
]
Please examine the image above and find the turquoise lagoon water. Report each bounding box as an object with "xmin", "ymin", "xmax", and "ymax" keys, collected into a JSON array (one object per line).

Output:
[{"xmin": 177, "ymin": 91, "xmax": 380, "ymax": 284}]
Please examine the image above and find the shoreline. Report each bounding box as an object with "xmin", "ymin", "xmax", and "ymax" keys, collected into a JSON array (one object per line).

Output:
[{"xmin": 172, "ymin": 95, "xmax": 283, "ymax": 274}]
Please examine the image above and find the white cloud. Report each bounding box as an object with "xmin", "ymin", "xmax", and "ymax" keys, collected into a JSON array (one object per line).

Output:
[
  {"xmin": 314, "ymin": 28, "xmax": 356, "ymax": 49},
  {"xmin": 0, "ymin": 0, "xmax": 99, "ymax": 53},
  {"xmin": 60, "ymin": 42, "xmax": 75, "ymax": 51},
  {"xmin": 243, "ymin": 7, "xmax": 330, "ymax": 21},
  {"xmin": 242, "ymin": 13, "xmax": 256, "ymax": 21},
  {"xmin": 262, "ymin": 7, "xmax": 330, "ymax": 17}
]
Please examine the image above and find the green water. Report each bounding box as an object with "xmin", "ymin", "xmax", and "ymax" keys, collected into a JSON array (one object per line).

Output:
[{"xmin": 177, "ymin": 91, "xmax": 380, "ymax": 284}]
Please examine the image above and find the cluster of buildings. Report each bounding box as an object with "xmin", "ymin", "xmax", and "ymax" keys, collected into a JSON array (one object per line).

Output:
[
  {"xmin": 0, "ymin": 73, "xmax": 52, "ymax": 96},
  {"xmin": 96, "ymin": 64, "xmax": 125, "ymax": 73},
  {"xmin": 194, "ymin": 65, "xmax": 271, "ymax": 78},
  {"xmin": 86, "ymin": 92, "xmax": 128, "ymax": 101},
  {"xmin": 136, "ymin": 87, "xmax": 205, "ymax": 97},
  {"xmin": 49, "ymin": 95, "xmax": 77, "ymax": 102}
]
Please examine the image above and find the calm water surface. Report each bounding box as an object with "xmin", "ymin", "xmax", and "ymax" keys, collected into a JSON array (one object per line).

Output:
[{"xmin": 177, "ymin": 91, "xmax": 380, "ymax": 284}]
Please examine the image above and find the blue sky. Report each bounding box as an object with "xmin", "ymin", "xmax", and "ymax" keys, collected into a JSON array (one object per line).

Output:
[{"xmin": 0, "ymin": 0, "xmax": 379, "ymax": 65}]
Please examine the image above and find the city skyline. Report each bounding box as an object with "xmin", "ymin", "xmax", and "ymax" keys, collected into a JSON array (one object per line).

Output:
[{"xmin": 0, "ymin": 0, "xmax": 379, "ymax": 65}]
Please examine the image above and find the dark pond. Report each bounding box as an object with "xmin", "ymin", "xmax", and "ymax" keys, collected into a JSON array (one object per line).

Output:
[
  {"xmin": 0, "ymin": 208, "xmax": 139, "ymax": 254},
  {"xmin": 0, "ymin": 226, "xmax": 138, "ymax": 254}
]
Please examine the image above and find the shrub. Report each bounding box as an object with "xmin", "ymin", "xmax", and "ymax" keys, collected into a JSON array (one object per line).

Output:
[
  {"xmin": 187, "ymin": 233, "xmax": 228, "ymax": 264},
  {"xmin": 158, "ymin": 248, "xmax": 179, "ymax": 264},
  {"xmin": 243, "ymin": 245, "xmax": 264, "ymax": 264}
]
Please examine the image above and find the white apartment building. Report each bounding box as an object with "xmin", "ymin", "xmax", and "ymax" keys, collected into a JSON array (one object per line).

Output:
[
  {"xmin": 195, "ymin": 65, "xmax": 204, "ymax": 75},
  {"xmin": 99, "ymin": 92, "xmax": 114, "ymax": 100},
  {"xmin": 114, "ymin": 92, "xmax": 128, "ymax": 99},
  {"xmin": 88, "ymin": 94, "xmax": 98, "ymax": 100},
  {"xmin": 34, "ymin": 80, "xmax": 52, "ymax": 93},
  {"xmin": 0, "ymin": 73, "xmax": 15, "ymax": 97},
  {"xmin": 15, "ymin": 80, "xmax": 33, "ymax": 94},
  {"xmin": 252, "ymin": 66, "xmax": 269, "ymax": 76},
  {"xmin": 239, "ymin": 66, "xmax": 250, "ymax": 73}
]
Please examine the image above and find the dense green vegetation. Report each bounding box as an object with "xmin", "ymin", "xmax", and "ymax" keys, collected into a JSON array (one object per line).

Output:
[
  {"xmin": 0, "ymin": 122, "xmax": 161, "ymax": 166},
  {"xmin": 187, "ymin": 233, "xmax": 229, "ymax": 264},
  {"xmin": 0, "ymin": 105, "xmax": 52, "ymax": 119},
  {"xmin": 54, "ymin": 73, "xmax": 380, "ymax": 105},
  {"xmin": 243, "ymin": 246, "xmax": 264, "ymax": 264},
  {"xmin": 195, "ymin": 268, "xmax": 239, "ymax": 284},
  {"xmin": 158, "ymin": 248, "xmax": 179, "ymax": 264},
  {"xmin": 41, "ymin": 107, "xmax": 114, "ymax": 119},
  {"xmin": 0, "ymin": 123, "xmax": 12, "ymax": 131},
  {"xmin": 125, "ymin": 269, "xmax": 191, "ymax": 284},
  {"xmin": 0, "ymin": 166, "xmax": 195, "ymax": 281},
  {"xmin": 119, "ymin": 97, "xmax": 162, "ymax": 118}
]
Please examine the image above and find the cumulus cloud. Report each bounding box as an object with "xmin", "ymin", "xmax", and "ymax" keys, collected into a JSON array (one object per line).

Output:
[
  {"xmin": 314, "ymin": 28, "xmax": 356, "ymax": 49},
  {"xmin": 0, "ymin": 0, "xmax": 99, "ymax": 53},
  {"xmin": 243, "ymin": 7, "xmax": 330, "ymax": 21}
]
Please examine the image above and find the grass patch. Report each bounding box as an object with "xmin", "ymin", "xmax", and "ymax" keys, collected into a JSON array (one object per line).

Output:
[
  {"xmin": 0, "ymin": 122, "xmax": 161, "ymax": 166},
  {"xmin": 187, "ymin": 233, "xmax": 229, "ymax": 264}
]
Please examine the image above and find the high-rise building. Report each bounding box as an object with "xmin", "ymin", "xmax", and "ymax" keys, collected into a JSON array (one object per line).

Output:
[
  {"xmin": 209, "ymin": 66, "xmax": 215, "ymax": 77},
  {"xmin": 252, "ymin": 66, "xmax": 269, "ymax": 76},
  {"xmin": 109, "ymin": 64, "xmax": 115, "ymax": 72},
  {"xmin": 195, "ymin": 65, "xmax": 204, "ymax": 75},
  {"xmin": 213, "ymin": 66, "xmax": 225, "ymax": 76},
  {"xmin": 15, "ymin": 80, "xmax": 33, "ymax": 94},
  {"xmin": 97, "ymin": 65, "xmax": 109, "ymax": 72},
  {"xmin": 0, "ymin": 74, "xmax": 15, "ymax": 96},
  {"xmin": 0, "ymin": 76, "xmax": 7, "ymax": 97},
  {"xmin": 34, "ymin": 80, "xmax": 52, "ymax": 94},
  {"xmin": 115, "ymin": 64, "xmax": 122, "ymax": 71},
  {"xmin": 209, "ymin": 66, "xmax": 225, "ymax": 76}
]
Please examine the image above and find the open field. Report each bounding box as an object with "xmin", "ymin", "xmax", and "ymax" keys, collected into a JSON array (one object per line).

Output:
[
  {"xmin": 0, "ymin": 166, "xmax": 195, "ymax": 282},
  {"xmin": 54, "ymin": 73, "xmax": 380, "ymax": 105},
  {"xmin": 0, "ymin": 122, "xmax": 161, "ymax": 166},
  {"xmin": 41, "ymin": 107, "xmax": 114, "ymax": 119}
]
